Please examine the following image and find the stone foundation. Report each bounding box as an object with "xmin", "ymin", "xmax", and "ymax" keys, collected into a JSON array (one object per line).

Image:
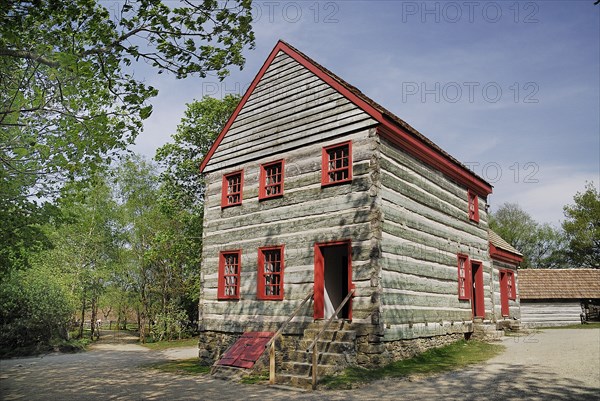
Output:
[
  {"xmin": 382, "ymin": 333, "xmax": 465, "ymax": 361},
  {"xmin": 197, "ymin": 330, "xmax": 241, "ymax": 366},
  {"xmin": 200, "ymin": 326, "xmax": 466, "ymax": 372}
]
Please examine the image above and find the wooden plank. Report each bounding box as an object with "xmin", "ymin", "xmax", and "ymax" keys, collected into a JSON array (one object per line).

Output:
[
  {"xmin": 380, "ymin": 137, "xmax": 476, "ymax": 202},
  {"xmin": 381, "ymin": 188, "xmax": 487, "ymax": 240},
  {"xmin": 382, "ymin": 291, "xmax": 460, "ymax": 309},
  {"xmin": 204, "ymin": 119, "xmax": 377, "ymax": 173},
  {"xmin": 383, "ymin": 322, "xmax": 471, "ymax": 341},
  {"xmin": 223, "ymin": 83, "xmax": 342, "ymax": 141},
  {"xmin": 381, "ymin": 307, "xmax": 472, "ymax": 326},
  {"xmin": 380, "ymin": 270, "xmax": 457, "ymax": 295},
  {"xmin": 217, "ymin": 102, "xmax": 367, "ymax": 159}
]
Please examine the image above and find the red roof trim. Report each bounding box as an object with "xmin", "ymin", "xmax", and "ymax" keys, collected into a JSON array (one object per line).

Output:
[
  {"xmin": 489, "ymin": 243, "xmax": 523, "ymax": 264},
  {"xmin": 199, "ymin": 40, "xmax": 493, "ymax": 196}
]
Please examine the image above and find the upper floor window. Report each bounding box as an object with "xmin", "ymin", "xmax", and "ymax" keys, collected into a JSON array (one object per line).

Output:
[
  {"xmin": 468, "ymin": 190, "xmax": 479, "ymax": 223},
  {"xmin": 222, "ymin": 170, "xmax": 243, "ymax": 208},
  {"xmin": 457, "ymin": 254, "xmax": 471, "ymax": 300},
  {"xmin": 322, "ymin": 141, "xmax": 352, "ymax": 186},
  {"xmin": 259, "ymin": 160, "xmax": 284, "ymax": 200},
  {"xmin": 257, "ymin": 246, "xmax": 284, "ymax": 300},
  {"xmin": 218, "ymin": 250, "xmax": 241, "ymax": 300}
]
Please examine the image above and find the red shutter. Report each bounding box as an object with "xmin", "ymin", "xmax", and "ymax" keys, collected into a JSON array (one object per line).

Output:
[
  {"xmin": 499, "ymin": 270, "xmax": 509, "ymax": 316},
  {"xmin": 314, "ymin": 245, "xmax": 324, "ymax": 319},
  {"xmin": 507, "ymin": 271, "xmax": 516, "ymax": 300},
  {"xmin": 457, "ymin": 254, "xmax": 471, "ymax": 300},
  {"xmin": 468, "ymin": 190, "xmax": 479, "ymax": 223}
]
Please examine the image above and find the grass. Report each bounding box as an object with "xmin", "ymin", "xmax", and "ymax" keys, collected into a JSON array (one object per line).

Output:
[
  {"xmin": 320, "ymin": 340, "xmax": 504, "ymax": 389},
  {"xmin": 540, "ymin": 322, "xmax": 600, "ymax": 330},
  {"xmin": 240, "ymin": 371, "xmax": 270, "ymax": 384},
  {"xmin": 141, "ymin": 336, "xmax": 198, "ymax": 350},
  {"xmin": 146, "ymin": 358, "xmax": 211, "ymax": 375},
  {"xmin": 0, "ymin": 337, "xmax": 92, "ymax": 359}
]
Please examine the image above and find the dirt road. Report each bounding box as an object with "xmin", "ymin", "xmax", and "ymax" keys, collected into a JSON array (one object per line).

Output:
[{"xmin": 1, "ymin": 329, "xmax": 598, "ymax": 400}]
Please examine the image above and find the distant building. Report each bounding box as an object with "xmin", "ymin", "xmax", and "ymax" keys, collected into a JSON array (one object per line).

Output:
[{"xmin": 519, "ymin": 269, "xmax": 600, "ymax": 327}]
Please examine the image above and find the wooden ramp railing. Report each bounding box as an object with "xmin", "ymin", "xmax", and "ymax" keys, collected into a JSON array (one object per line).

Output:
[
  {"xmin": 306, "ymin": 288, "xmax": 355, "ymax": 390},
  {"xmin": 265, "ymin": 289, "xmax": 314, "ymax": 385}
]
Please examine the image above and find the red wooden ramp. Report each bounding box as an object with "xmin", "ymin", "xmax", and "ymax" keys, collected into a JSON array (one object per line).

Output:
[{"xmin": 217, "ymin": 332, "xmax": 274, "ymax": 369}]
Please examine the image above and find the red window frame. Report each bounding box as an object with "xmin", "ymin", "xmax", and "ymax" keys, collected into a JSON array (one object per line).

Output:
[
  {"xmin": 506, "ymin": 270, "xmax": 516, "ymax": 300},
  {"xmin": 321, "ymin": 141, "xmax": 352, "ymax": 186},
  {"xmin": 457, "ymin": 253, "xmax": 471, "ymax": 300},
  {"xmin": 468, "ymin": 190, "xmax": 479, "ymax": 223},
  {"xmin": 217, "ymin": 250, "xmax": 241, "ymax": 300},
  {"xmin": 222, "ymin": 170, "xmax": 244, "ymax": 208},
  {"xmin": 257, "ymin": 246, "xmax": 284, "ymax": 300},
  {"xmin": 259, "ymin": 160, "xmax": 285, "ymax": 200}
]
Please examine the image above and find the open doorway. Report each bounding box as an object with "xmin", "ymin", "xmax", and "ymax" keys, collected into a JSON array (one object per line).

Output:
[{"xmin": 314, "ymin": 241, "xmax": 353, "ymax": 320}]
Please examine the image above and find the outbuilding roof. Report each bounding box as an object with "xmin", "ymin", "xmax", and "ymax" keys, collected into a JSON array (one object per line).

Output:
[
  {"xmin": 518, "ymin": 269, "xmax": 600, "ymax": 300},
  {"xmin": 199, "ymin": 40, "xmax": 493, "ymax": 197}
]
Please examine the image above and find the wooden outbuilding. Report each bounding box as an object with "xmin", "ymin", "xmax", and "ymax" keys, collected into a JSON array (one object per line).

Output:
[
  {"xmin": 197, "ymin": 40, "xmax": 520, "ymax": 385},
  {"xmin": 519, "ymin": 269, "xmax": 600, "ymax": 327}
]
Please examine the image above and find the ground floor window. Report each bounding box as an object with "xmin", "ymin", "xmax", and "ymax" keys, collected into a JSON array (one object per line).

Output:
[{"xmin": 257, "ymin": 246, "xmax": 284, "ymax": 300}]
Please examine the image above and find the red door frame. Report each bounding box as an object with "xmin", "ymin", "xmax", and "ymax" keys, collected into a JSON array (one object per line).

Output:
[
  {"xmin": 313, "ymin": 240, "xmax": 353, "ymax": 321},
  {"xmin": 499, "ymin": 270, "xmax": 510, "ymax": 317},
  {"xmin": 470, "ymin": 260, "xmax": 485, "ymax": 318}
]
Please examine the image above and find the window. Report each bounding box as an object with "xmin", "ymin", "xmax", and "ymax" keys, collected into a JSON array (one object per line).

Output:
[
  {"xmin": 322, "ymin": 141, "xmax": 352, "ymax": 186},
  {"xmin": 222, "ymin": 170, "xmax": 243, "ymax": 208},
  {"xmin": 257, "ymin": 246, "xmax": 284, "ymax": 300},
  {"xmin": 457, "ymin": 254, "xmax": 471, "ymax": 300},
  {"xmin": 259, "ymin": 160, "xmax": 284, "ymax": 200},
  {"xmin": 468, "ymin": 190, "xmax": 479, "ymax": 223},
  {"xmin": 218, "ymin": 251, "xmax": 241, "ymax": 300},
  {"xmin": 506, "ymin": 270, "xmax": 516, "ymax": 300}
]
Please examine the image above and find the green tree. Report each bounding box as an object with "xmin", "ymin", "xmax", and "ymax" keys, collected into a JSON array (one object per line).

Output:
[
  {"xmin": 114, "ymin": 155, "xmax": 164, "ymax": 342},
  {"xmin": 562, "ymin": 182, "xmax": 600, "ymax": 268},
  {"xmin": 0, "ymin": 0, "xmax": 254, "ymax": 274},
  {"xmin": 153, "ymin": 95, "xmax": 239, "ymax": 338},
  {"xmin": 47, "ymin": 177, "xmax": 120, "ymax": 339},
  {"xmin": 0, "ymin": 264, "xmax": 74, "ymax": 352},
  {"xmin": 155, "ymin": 94, "xmax": 240, "ymax": 208},
  {"xmin": 490, "ymin": 203, "xmax": 565, "ymax": 269}
]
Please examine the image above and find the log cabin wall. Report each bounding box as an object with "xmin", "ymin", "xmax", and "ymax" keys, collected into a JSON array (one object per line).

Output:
[
  {"xmin": 491, "ymin": 259, "xmax": 521, "ymax": 321},
  {"xmin": 199, "ymin": 50, "xmax": 380, "ymax": 337},
  {"xmin": 378, "ymin": 136, "xmax": 492, "ymax": 341}
]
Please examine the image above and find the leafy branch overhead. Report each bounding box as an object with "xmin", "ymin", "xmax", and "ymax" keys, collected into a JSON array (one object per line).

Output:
[
  {"xmin": 0, "ymin": 0, "xmax": 254, "ymax": 193},
  {"xmin": 0, "ymin": 0, "xmax": 254, "ymax": 274}
]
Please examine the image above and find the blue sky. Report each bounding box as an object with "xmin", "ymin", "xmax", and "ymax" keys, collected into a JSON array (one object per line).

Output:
[{"xmin": 130, "ymin": 0, "xmax": 599, "ymax": 226}]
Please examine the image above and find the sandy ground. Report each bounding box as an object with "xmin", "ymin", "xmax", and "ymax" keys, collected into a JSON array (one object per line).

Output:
[{"xmin": 0, "ymin": 329, "xmax": 598, "ymax": 401}]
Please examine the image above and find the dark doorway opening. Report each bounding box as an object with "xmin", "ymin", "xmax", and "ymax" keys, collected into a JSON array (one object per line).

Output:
[{"xmin": 314, "ymin": 241, "xmax": 352, "ymax": 320}]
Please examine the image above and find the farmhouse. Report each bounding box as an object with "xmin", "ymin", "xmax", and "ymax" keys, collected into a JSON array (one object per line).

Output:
[
  {"xmin": 197, "ymin": 40, "xmax": 520, "ymax": 385},
  {"xmin": 519, "ymin": 269, "xmax": 600, "ymax": 327}
]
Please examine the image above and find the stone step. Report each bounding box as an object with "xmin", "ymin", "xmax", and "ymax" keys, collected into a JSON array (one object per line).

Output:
[
  {"xmin": 210, "ymin": 365, "xmax": 247, "ymax": 381},
  {"xmin": 299, "ymin": 339, "xmax": 355, "ymax": 354},
  {"xmin": 301, "ymin": 329, "xmax": 356, "ymax": 342},
  {"xmin": 304, "ymin": 320, "xmax": 354, "ymax": 331},
  {"xmin": 281, "ymin": 361, "xmax": 340, "ymax": 376},
  {"xmin": 277, "ymin": 373, "xmax": 314, "ymax": 390},
  {"xmin": 289, "ymin": 350, "xmax": 354, "ymax": 365}
]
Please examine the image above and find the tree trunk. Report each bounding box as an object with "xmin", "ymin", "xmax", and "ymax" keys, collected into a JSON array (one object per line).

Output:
[
  {"xmin": 78, "ymin": 292, "xmax": 86, "ymax": 339},
  {"xmin": 90, "ymin": 295, "xmax": 98, "ymax": 340}
]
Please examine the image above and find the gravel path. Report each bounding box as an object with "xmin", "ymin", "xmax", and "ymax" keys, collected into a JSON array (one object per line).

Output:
[{"xmin": 1, "ymin": 329, "xmax": 598, "ymax": 401}]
